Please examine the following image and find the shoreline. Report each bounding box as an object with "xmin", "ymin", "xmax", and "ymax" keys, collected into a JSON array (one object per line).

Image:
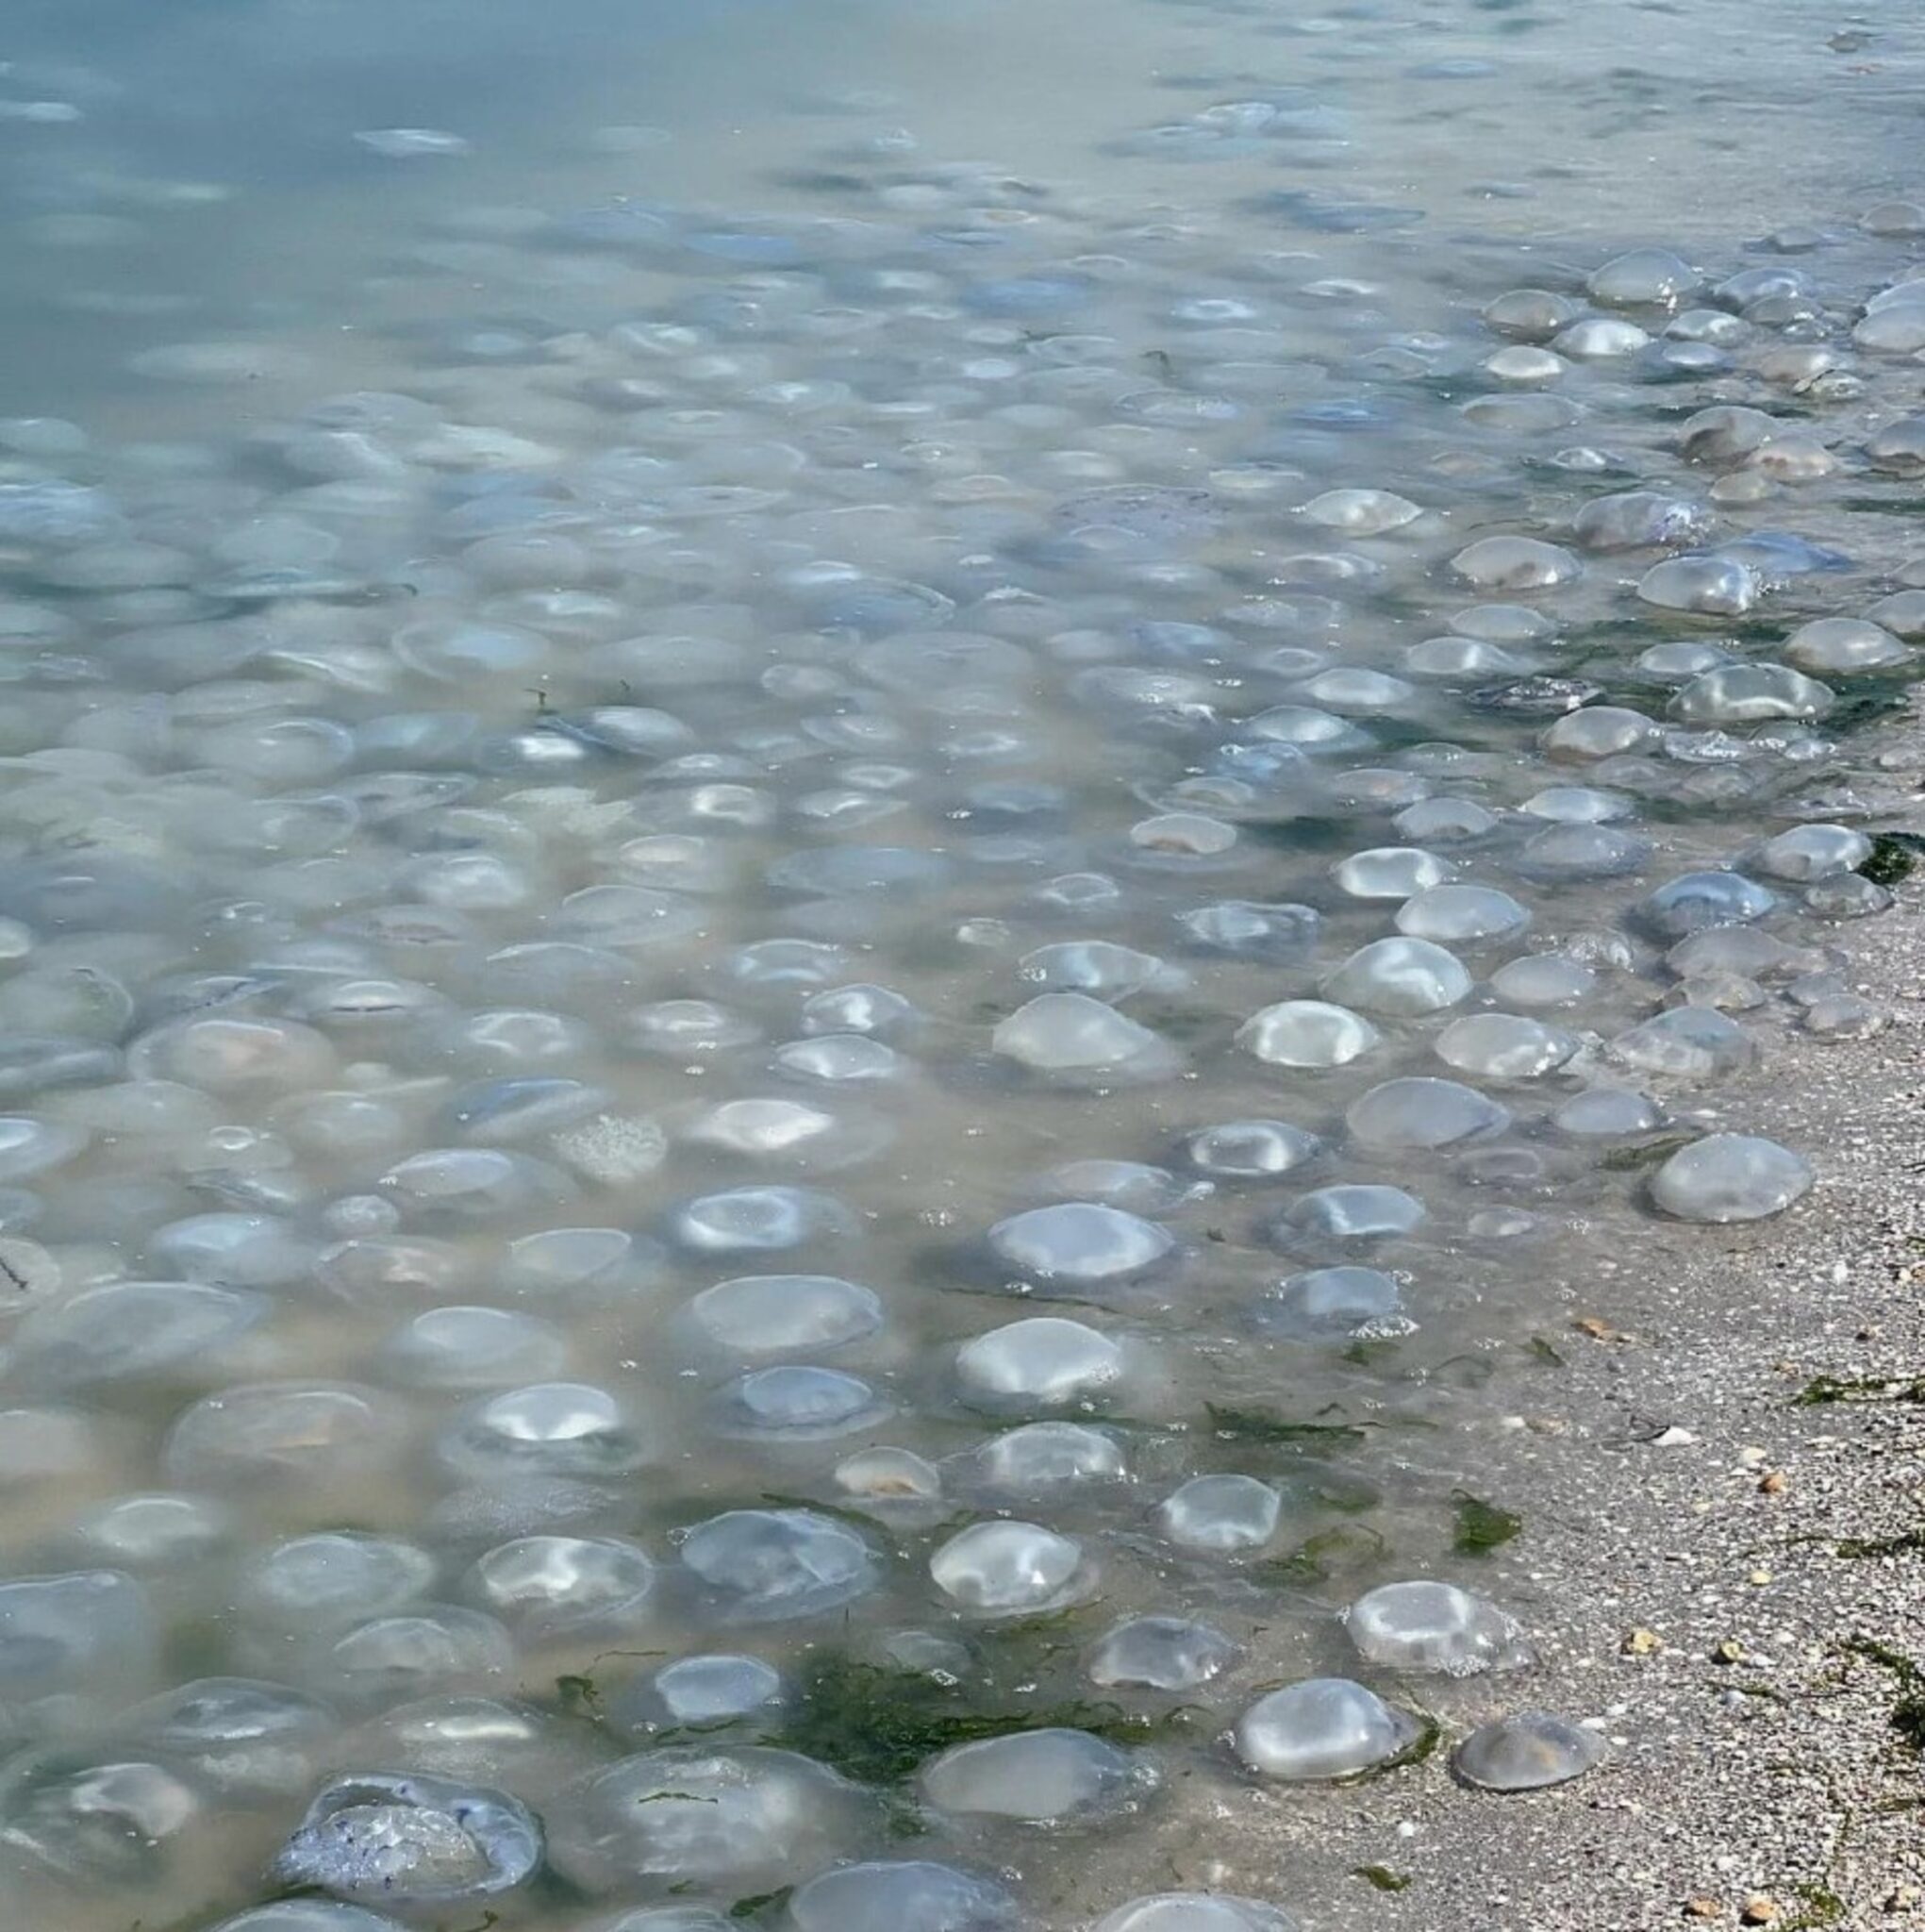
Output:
[{"xmin": 1196, "ymin": 850, "xmax": 1925, "ymax": 1928}]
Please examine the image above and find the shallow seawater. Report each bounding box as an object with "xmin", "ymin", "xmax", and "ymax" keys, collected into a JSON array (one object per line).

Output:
[{"xmin": 1, "ymin": 0, "xmax": 1923, "ymax": 1925}]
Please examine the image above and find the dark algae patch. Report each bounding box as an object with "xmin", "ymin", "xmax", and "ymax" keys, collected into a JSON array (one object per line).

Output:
[
  {"xmin": 1839, "ymin": 1636, "xmax": 1925, "ymax": 1755},
  {"xmin": 1352, "ymin": 1865, "xmax": 1413, "ymax": 1893},
  {"xmin": 773, "ymin": 1651, "xmax": 1181, "ymax": 1787},
  {"xmin": 1599, "ymin": 1131, "xmax": 1698, "ymax": 1171},
  {"xmin": 1790, "ymin": 1372, "xmax": 1925, "ymax": 1407},
  {"xmin": 728, "ymin": 1889, "xmax": 794, "ymax": 1920},
  {"xmin": 1834, "ymin": 1526, "xmax": 1925, "ymax": 1560},
  {"xmin": 1857, "ymin": 830, "xmax": 1925, "ymax": 887},
  {"xmin": 1452, "ymin": 1491, "xmax": 1522, "ymax": 1556},
  {"xmin": 1253, "ymin": 1523, "xmax": 1389, "ymax": 1587},
  {"xmin": 1204, "ymin": 1404, "xmax": 1369, "ymax": 1449}
]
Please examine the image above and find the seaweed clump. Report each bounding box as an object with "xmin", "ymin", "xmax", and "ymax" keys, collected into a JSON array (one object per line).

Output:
[{"xmin": 774, "ymin": 1651, "xmax": 1174, "ymax": 1787}]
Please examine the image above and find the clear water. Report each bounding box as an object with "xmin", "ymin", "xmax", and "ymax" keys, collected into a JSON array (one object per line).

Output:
[{"xmin": 0, "ymin": 0, "xmax": 1919, "ymax": 1924}]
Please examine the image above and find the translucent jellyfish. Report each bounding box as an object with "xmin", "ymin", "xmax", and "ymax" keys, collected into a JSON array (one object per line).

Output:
[
  {"xmin": 1535, "ymin": 707, "xmax": 1655, "ymax": 762},
  {"xmin": 377, "ymin": 1307, "xmax": 569, "ymax": 1390},
  {"xmin": 1253, "ymin": 1265, "xmax": 1404, "ymax": 1338},
  {"xmin": 549, "ymin": 1747, "xmax": 869, "ymax": 1893},
  {"xmin": 1018, "ymin": 942, "xmax": 1186, "ymax": 1000},
  {"xmin": 1036, "ymin": 1159, "xmax": 1203, "ymax": 1213},
  {"xmin": 678, "ymin": 1097, "xmax": 887, "ymax": 1173},
  {"xmin": 715, "ymin": 1364, "xmax": 889, "ymax": 1439},
  {"xmin": 679, "ymin": 1509, "xmax": 877, "ymax": 1623},
  {"xmin": 835, "ymin": 1445, "xmax": 945, "ymax": 1513},
  {"xmin": 1395, "ymin": 798, "xmax": 1502, "ymax": 843},
  {"xmin": 70, "ymin": 1494, "xmax": 231, "ymax": 1574},
  {"xmin": 1552, "ymin": 317, "xmax": 1651, "ymax": 358},
  {"xmin": 272, "ymin": 1773, "xmax": 541, "ymax": 1907},
  {"xmin": 1135, "ymin": 812, "xmax": 1239, "ymax": 862},
  {"xmin": 930, "ymin": 1520, "xmax": 1092, "ymax": 1614},
  {"xmin": 1244, "ymin": 704, "xmax": 1372, "ymax": 753},
  {"xmin": 1177, "ymin": 900, "xmax": 1320, "ymax": 960},
  {"xmin": 1637, "ymin": 871, "xmax": 1777, "ymax": 936},
  {"xmin": 1867, "ymin": 416, "xmax": 1925, "ymax": 475},
  {"xmin": 1087, "ymin": 1615, "xmax": 1238, "ymax": 1690},
  {"xmin": 1484, "ymin": 289, "xmax": 1582, "ymax": 339},
  {"xmin": 1678, "ymin": 405, "xmax": 1778, "ymax": 462},
  {"xmin": 1805, "ymin": 993, "xmax": 1888, "ymax": 1039},
  {"xmin": 955, "ymin": 1317, "xmax": 1125, "ymax": 1411},
  {"xmin": 463, "ymin": 1536, "xmax": 656, "ymax": 1641},
  {"xmin": 788, "ymin": 1860, "xmax": 1021, "ymax": 1932},
  {"xmin": 1095, "ymin": 1901, "xmax": 1300, "ymax": 1932},
  {"xmin": 991, "ymin": 993, "xmax": 1179, "ymax": 1082},
  {"xmin": 1320, "ymin": 938, "xmax": 1472, "ymax": 1016},
  {"xmin": 801, "ymin": 983, "xmax": 921, "ymax": 1039},
  {"xmin": 1452, "ymin": 1711, "xmax": 1605, "ymax": 1791},
  {"xmin": 1237, "ymin": 1000, "xmax": 1380, "ymax": 1069},
  {"xmin": 1346, "ymin": 1077, "xmax": 1510, "ymax": 1150},
  {"xmin": 166, "ymin": 1384, "xmax": 400, "ymax": 1489},
  {"xmin": 445, "ymin": 1076, "xmax": 606, "ymax": 1144},
  {"xmin": 921, "ymin": 1728, "xmax": 1152, "ymax": 1823},
  {"xmin": 0, "ymin": 1569, "xmax": 158, "ymax": 1709},
  {"xmin": 1610, "ymin": 1008, "xmax": 1756, "ymax": 1080},
  {"xmin": 1396, "ymin": 883, "xmax": 1530, "ymax": 945},
  {"xmin": 688, "ymin": 1274, "xmax": 884, "ymax": 1355},
  {"xmin": 1782, "ymin": 617, "xmax": 1910, "ymax": 676},
  {"xmin": 211, "ymin": 1907, "xmax": 409, "ymax": 1932},
  {"xmin": 1184, "ymin": 1119, "xmax": 1320, "ymax": 1180},
  {"xmin": 1448, "ymin": 537, "xmax": 1580, "ymax": 591},
  {"xmin": 1668, "ymin": 664, "xmax": 1834, "ymax": 725},
  {"xmin": 1404, "ymin": 634, "xmax": 1532, "ymax": 679},
  {"xmin": 12, "ymin": 1279, "xmax": 267, "ymax": 1390},
  {"xmin": 1487, "ymin": 955, "xmax": 1596, "ymax": 1009},
  {"xmin": 1750, "ymin": 824, "xmax": 1872, "ymax": 882},
  {"xmin": 1300, "ymin": 488, "xmax": 1421, "ymax": 534},
  {"xmin": 124, "ymin": 1677, "xmax": 337, "ymax": 1801},
  {"xmin": 0, "ymin": 1753, "xmax": 204, "ymax": 1886},
  {"xmin": 0, "ymin": 1113, "xmax": 85, "ymax": 1182},
  {"xmin": 986, "ymin": 1203, "xmax": 1175, "ymax": 1293},
  {"xmin": 1287, "ymin": 668, "xmax": 1419, "ymax": 717},
  {"xmin": 1649, "ymin": 1134, "xmax": 1813, "ymax": 1222},
  {"xmin": 129, "ymin": 1014, "xmax": 337, "ymax": 1095},
  {"xmin": 670, "ymin": 1186, "xmax": 856, "ymax": 1256},
  {"xmin": 1804, "ymin": 872, "xmax": 1891, "ymax": 919},
  {"xmin": 612, "ymin": 1655, "xmax": 786, "ymax": 1735},
  {"xmin": 498, "ymin": 1226, "xmax": 664, "ymax": 1307},
  {"xmin": 1329, "ymin": 846, "xmax": 1452, "ymax": 899},
  {"xmin": 324, "ymin": 1606, "xmax": 517, "ymax": 1707},
  {"xmin": 1270, "ymin": 1184, "xmax": 1426, "ymax": 1247},
  {"xmin": 1344, "ymin": 1581, "xmax": 1530, "ymax": 1675},
  {"xmin": 628, "ymin": 1000, "xmax": 762, "ymax": 1057},
  {"xmin": 1870, "ymin": 589, "xmax": 1925, "ymax": 636},
  {"xmin": 1666, "ymin": 926, "xmax": 1810, "ymax": 981},
  {"xmin": 440, "ymin": 1382, "xmax": 652, "ymax": 1480},
  {"xmin": 1571, "ymin": 491, "xmax": 1710, "ymax": 552},
  {"xmin": 967, "ymin": 1421, "xmax": 1127, "ymax": 1493},
  {"xmin": 775, "ymin": 1035, "xmax": 902, "ymax": 1085},
  {"xmin": 239, "ymin": 1533, "xmax": 435, "ymax": 1640},
  {"xmin": 1233, "ymin": 1678, "xmax": 1419, "ymax": 1780},
  {"xmin": 1485, "ymin": 344, "xmax": 1566, "ymax": 383},
  {"xmin": 1435, "ymin": 1013, "xmax": 1579, "ymax": 1079},
  {"xmin": 376, "ymin": 1146, "xmax": 573, "ymax": 1224},
  {"xmin": 1588, "ymin": 247, "xmax": 1701, "ymax": 308},
  {"xmin": 1636, "ymin": 639, "xmax": 1735, "ymax": 685},
  {"xmin": 1158, "ymin": 1474, "xmax": 1282, "ymax": 1552},
  {"xmin": 1636, "ymin": 556, "xmax": 1759, "ymax": 616}
]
